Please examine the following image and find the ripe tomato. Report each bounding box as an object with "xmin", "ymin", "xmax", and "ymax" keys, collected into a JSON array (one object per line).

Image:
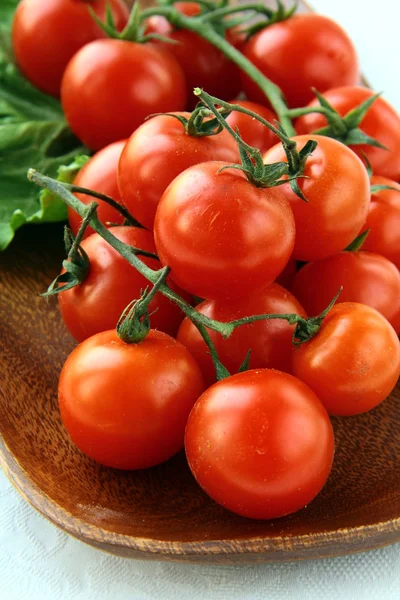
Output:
[
  {"xmin": 296, "ymin": 87, "xmax": 400, "ymax": 181},
  {"xmin": 185, "ymin": 369, "xmax": 334, "ymax": 520},
  {"xmin": 58, "ymin": 227, "xmax": 188, "ymax": 341},
  {"xmin": 292, "ymin": 303, "xmax": 400, "ymax": 416},
  {"xmin": 154, "ymin": 162, "xmax": 295, "ymax": 301},
  {"xmin": 118, "ymin": 113, "xmax": 240, "ymax": 230},
  {"xmin": 145, "ymin": 2, "xmax": 241, "ymax": 109},
  {"xmin": 68, "ymin": 140, "xmax": 127, "ymax": 239},
  {"xmin": 291, "ymin": 251, "xmax": 400, "ymax": 333},
  {"xmin": 225, "ymin": 100, "xmax": 278, "ymax": 154},
  {"xmin": 242, "ymin": 14, "xmax": 359, "ymax": 108},
  {"xmin": 61, "ymin": 39, "xmax": 187, "ymax": 150},
  {"xmin": 263, "ymin": 135, "xmax": 370, "ymax": 261},
  {"xmin": 59, "ymin": 329, "xmax": 205, "ymax": 469},
  {"xmin": 361, "ymin": 176, "xmax": 400, "ymax": 269},
  {"xmin": 12, "ymin": 0, "xmax": 128, "ymax": 97},
  {"xmin": 177, "ymin": 283, "xmax": 306, "ymax": 386}
]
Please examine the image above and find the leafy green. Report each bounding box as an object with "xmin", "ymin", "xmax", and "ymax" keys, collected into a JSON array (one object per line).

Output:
[{"xmin": 0, "ymin": 1, "xmax": 88, "ymax": 250}]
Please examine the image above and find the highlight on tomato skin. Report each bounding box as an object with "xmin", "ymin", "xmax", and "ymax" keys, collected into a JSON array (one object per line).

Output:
[
  {"xmin": 263, "ymin": 135, "xmax": 371, "ymax": 262},
  {"xmin": 68, "ymin": 140, "xmax": 127, "ymax": 239},
  {"xmin": 58, "ymin": 329, "xmax": 206, "ymax": 470},
  {"xmin": 292, "ymin": 303, "xmax": 400, "ymax": 417},
  {"xmin": 154, "ymin": 161, "xmax": 296, "ymax": 302},
  {"xmin": 177, "ymin": 283, "xmax": 306, "ymax": 386},
  {"xmin": 185, "ymin": 369, "xmax": 335, "ymax": 520},
  {"xmin": 291, "ymin": 251, "xmax": 400, "ymax": 334},
  {"xmin": 12, "ymin": 0, "xmax": 129, "ymax": 97},
  {"xmin": 58, "ymin": 227, "xmax": 189, "ymax": 342}
]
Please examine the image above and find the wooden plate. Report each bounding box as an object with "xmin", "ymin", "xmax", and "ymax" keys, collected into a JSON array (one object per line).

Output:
[{"xmin": 1, "ymin": 224, "xmax": 400, "ymax": 563}]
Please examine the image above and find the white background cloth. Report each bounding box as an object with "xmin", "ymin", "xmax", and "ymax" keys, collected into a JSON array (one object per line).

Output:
[{"xmin": 2, "ymin": 0, "xmax": 400, "ymax": 598}]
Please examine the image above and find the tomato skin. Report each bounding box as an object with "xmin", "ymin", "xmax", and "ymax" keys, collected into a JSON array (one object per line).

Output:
[
  {"xmin": 292, "ymin": 303, "xmax": 400, "ymax": 416},
  {"xmin": 68, "ymin": 140, "xmax": 127, "ymax": 239},
  {"xmin": 61, "ymin": 39, "xmax": 187, "ymax": 150},
  {"xmin": 118, "ymin": 113, "xmax": 240, "ymax": 230},
  {"xmin": 242, "ymin": 14, "xmax": 359, "ymax": 108},
  {"xmin": 275, "ymin": 257, "xmax": 297, "ymax": 289},
  {"xmin": 292, "ymin": 251, "xmax": 400, "ymax": 333},
  {"xmin": 226, "ymin": 100, "xmax": 278, "ymax": 154},
  {"xmin": 12, "ymin": 0, "xmax": 128, "ymax": 97},
  {"xmin": 362, "ymin": 176, "xmax": 400, "ymax": 269},
  {"xmin": 145, "ymin": 2, "xmax": 241, "ymax": 109},
  {"xmin": 177, "ymin": 283, "xmax": 306, "ymax": 386},
  {"xmin": 58, "ymin": 227, "xmax": 187, "ymax": 341},
  {"xmin": 263, "ymin": 135, "xmax": 370, "ymax": 261},
  {"xmin": 296, "ymin": 87, "xmax": 400, "ymax": 181},
  {"xmin": 185, "ymin": 369, "xmax": 334, "ymax": 520},
  {"xmin": 59, "ymin": 329, "xmax": 205, "ymax": 469},
  {"xmin": 154, "ymin": 162, "xmax": 296, "ymax": 301}
]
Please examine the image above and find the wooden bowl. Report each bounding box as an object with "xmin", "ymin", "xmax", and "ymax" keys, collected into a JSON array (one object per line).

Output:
[{"xmin": 1, "ymin": 224, "xmax": 400, "ymax": 563}]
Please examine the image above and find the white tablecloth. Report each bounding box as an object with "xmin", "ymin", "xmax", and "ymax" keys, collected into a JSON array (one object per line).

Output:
[{"xmin": 2, "ymin": 1, "xmax": 400, "ymax": 598}]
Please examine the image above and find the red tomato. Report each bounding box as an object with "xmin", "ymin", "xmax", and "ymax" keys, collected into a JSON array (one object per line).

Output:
[
  {"xmin": 145, "ymin": 2, "xmax": 241, "ymax": 109},
  {"xmin": 61, "ymin": 39, "xmax": 187, "ymax": 150},
  {"xmin": 154, "ymin": 161, "xmax": 295, "ymax": 301},
  {"xmin": 291, "ymin": 251, "xmax": 400, "ymax": 333},
  {"xmin": 118, "ymin": 113, "xmax": 240, "ymax": 230},
  {"xmin": 177, "ymin": 283, "xmax": 306, "ymax": 386},
  {"xmin": 58, "ymin": 227, "xmax": 188, "ymax": 341},
  {"xmin": 185, "ymin": 369, "xmax": 334, "ymax": 520},
  {"xmin": 225, "ymin": 100, "xmax": 278, "ymax": 154},
  {"xmin": 12, "ymin": 0, "xmax": 128, "ymax": 96},
  {"xmin": 362, "ymin": 176, "xmax": 400, "ymax": 269},
  {"xmin": 59, "ymin": 329, "xmax": 205, "ymax": 469},
  {"xmin": 263, "ymin": 135, "xmax": 370, "ymax": 261},
  {"xmin": 292, "ymin": 303, "xmax": 400, "ymax": 416},
  {"xmin": 296, "ymin": 87, "xmax": 400, "ymax": 181},
  {"xmin": 68, "ymin": 140, "xmax": 127, "ymax": 239},
  {"xmin": 242, "ymin": 14, "xmax": 359, "ymax": 108}
]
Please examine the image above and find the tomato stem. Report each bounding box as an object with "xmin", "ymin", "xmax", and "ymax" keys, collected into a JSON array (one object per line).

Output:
[{"xmin": 139, "ymin": 4, "xmax": 296, "ymax": 134}]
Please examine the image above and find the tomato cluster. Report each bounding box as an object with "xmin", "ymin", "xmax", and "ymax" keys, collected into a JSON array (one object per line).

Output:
[{"xmin": 16, "ymin": 0, "xmax": 400, "ymax": 522}]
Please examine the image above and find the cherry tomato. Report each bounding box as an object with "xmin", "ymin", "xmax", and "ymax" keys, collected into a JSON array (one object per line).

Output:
[
  {"xmin": 242, "ymin": 14, "xmax": 359, "ymax": 108},
  {"xmin": 177, "ymin": 283, "xmax": 306, "ymax": 386},
  {"xmin": 59, "ymin": 329, "xmax": 205, "ymax": 469},
  {"xmin": 61, "ymin": 39, "xmax": 187, "ymax": 150},
  {"xmin": 68, "ymin": 140, "xmax": 127, "ymax": 239},
  {"xmin": 292, "ymin": 303, "xmax": 400, "ymax": 416},
  {"xmin": 263, "ymin": 135, "xmax": 370, "ymax": 261},
  {"xmin": 185, "ymin": 369, "xmax": 334, "ymax": 520},
  {"xmin": 58, "ymin": 227, "xmax": 188, "ymax": 341},
  {"xmin": 361, "ymin": 176, "xmax": 400, "ymax": 269},
  {"xmin": 226, "ymin": 100, "xmax": 278, "ymax": 154},
  {"xmin": 118, "ymin": 113, "xmax": 240, "ymax": 230},
  {"xmin": 296, "ymin": 87, "xmax": 400, "ymax": 181},
  {"xmin": 291, "ymin": 251, "xmax": 400, "ymax": 333},
  {"xmin": 154, "ymin": 161, "xmax": 295, "ymax": 301},
  {"xmin": 145, "ymin": 2, "xmax": 241, "ymax": 109},
  {"xmin": 12, "ymin": 0, "xmax": 129, "ymax": 97}
]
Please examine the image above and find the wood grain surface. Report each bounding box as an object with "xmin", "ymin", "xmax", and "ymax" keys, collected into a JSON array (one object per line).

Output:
[{"xmin": 0, "ymin": 224, "xmax": 399, "ymax": 563}]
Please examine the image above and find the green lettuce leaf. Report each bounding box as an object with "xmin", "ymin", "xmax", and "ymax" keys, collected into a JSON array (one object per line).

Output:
[{"xmin": 0, "ymin": 2, "xmax": 88, "ymax": 250}]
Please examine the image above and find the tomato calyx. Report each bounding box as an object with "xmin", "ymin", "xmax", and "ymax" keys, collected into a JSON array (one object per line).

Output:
[
  {"xmin": 42, "ymin": 204, "xmax": 97, "ymax": 296},
  {"xmin": 344, "ymin": 229, "xmax": 370, "ymax": 252},
  {"xmin": 288, "ymin": 89, "xmax": 388, "ymax": 150},
  {"xmin": 195, "ymin": 89, "xmax": 316, "ymax": 200},
  {"xmin": 292, "ymin": 287, "xmax": 343, "ymax": 345},
  {"xmin": 235, "ymin": 0, "xmax": 297, "ymax": 40},
  {"xmin": 147, "ymin": 105, "xmax": 229, "ymax": 138},
  {"xmin": 117, "ymin": 266, "xmax": 170, "ymax": 343}
]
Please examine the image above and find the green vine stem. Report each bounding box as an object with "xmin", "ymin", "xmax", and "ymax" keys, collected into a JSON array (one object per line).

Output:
[
  {"xmin": 28, "ymin": 169, "xmax": 340, "ymax": 373},
  {"xmin": 139, "ymin": 4, "xmax": 296, "ymax": 135}
]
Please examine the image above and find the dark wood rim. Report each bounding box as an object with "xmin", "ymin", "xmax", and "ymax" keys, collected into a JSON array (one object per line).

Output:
[{"xmin": 2, "ymin": 433, "xmax": 400, "ymax": 562}]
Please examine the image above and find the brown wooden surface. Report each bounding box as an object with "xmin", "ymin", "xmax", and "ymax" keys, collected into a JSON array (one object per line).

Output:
[{"xmin": 0, "ymin": 224, "xmax": 399, "ymax": 563}]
